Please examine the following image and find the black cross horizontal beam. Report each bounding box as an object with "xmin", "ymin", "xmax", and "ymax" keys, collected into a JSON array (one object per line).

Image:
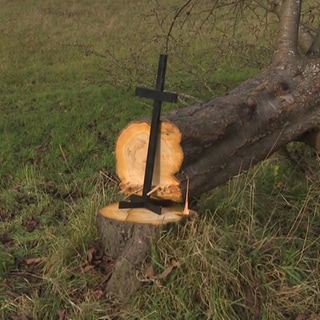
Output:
[
  {"xmin": 119, "ymin": 195, "xmax": 162, "ymax": 214},
  {"xmin": 136, "ymin": 87, "xmax": 178, "ymax": 103}
]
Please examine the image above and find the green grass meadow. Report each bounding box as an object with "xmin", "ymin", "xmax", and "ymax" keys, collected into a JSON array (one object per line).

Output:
[{"xmin": 1, "ymin": 1, "xmax": 320, "ymax": 319}]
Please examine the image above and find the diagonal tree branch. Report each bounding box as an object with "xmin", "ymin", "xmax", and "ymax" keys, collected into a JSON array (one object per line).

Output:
[{"xmin": 273, "ymin": 0, "xmax": 302, "ymax": 65}]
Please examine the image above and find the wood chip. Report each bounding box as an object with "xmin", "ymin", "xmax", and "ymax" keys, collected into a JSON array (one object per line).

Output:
[{"xmin": 24, "ymin": 257, "xmax": 44, "ymax": 265}]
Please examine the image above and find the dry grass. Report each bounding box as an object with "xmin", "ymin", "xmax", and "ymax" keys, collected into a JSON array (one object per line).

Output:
[{"xmin": 128, "ymin": 153, "xmax": 320, "ymax": 319}]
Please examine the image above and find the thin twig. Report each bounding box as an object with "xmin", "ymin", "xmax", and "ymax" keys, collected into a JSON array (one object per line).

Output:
[{"xmin": 165, "ymin": 0, "xmax": 193, "ymax": 53}]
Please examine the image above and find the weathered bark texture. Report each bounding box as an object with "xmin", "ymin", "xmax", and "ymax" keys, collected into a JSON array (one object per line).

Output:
[
  {"xmin": 156, "ymin": 0, "xmax": 320, "ymax": 199},
  {"xmin": 97, "ymin": 203, "xmax": 195, "ymax": 302},
  {"xmin": 274, "ymin": 0, "xmax": 301, "ymax": 64},
  {"xmin": 164, "ymin": 61, "xmax": 320, "ymax": 199}
]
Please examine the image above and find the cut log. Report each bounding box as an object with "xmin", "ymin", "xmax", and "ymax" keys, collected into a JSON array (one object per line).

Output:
[
  {"xmin": 115, "ymin": 120, "xmax": 184, "ymax": 202},
  {"xmin": 97, "ymin": 203, "xmax": 196, "ymax": 302},
  {"xmin": 160, "ymin": 65, "xmax": 320, "ymax": 199}
]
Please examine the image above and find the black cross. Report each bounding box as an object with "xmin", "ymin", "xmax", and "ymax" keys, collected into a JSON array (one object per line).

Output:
[{"xmin": 119, "ymin": 54, "xmax": 178, "ymax": 214}]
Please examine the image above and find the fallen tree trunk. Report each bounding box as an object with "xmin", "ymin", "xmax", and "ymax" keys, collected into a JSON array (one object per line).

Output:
[
  {"xmin": 162, "ymin": 63, "xmax": 320, "ymax": 199},
  {"xmin": 115, "ymin": 63, "xmax": 320, "ymax": 200}
]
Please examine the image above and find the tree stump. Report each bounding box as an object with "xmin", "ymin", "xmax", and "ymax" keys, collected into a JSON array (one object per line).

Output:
[
  {"xmin": 97, "ymin": 120, "xmax": 195, "ymax": 302},
  {"xmin": 97, "ymin": 204, "xmax": 194, "ymax": 302}
]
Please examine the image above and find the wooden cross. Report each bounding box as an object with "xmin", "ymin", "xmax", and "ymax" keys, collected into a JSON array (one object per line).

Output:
[{"xmin": 119, "ymin": 54, "xmax": 178, "ymax": 214}]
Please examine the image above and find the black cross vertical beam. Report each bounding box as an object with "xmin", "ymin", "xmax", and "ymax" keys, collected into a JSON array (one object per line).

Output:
[
  {"xmin": 139, "ymin": 54, "xmax": 177, "ymax": 200},
  {"xmin": 118, "ymin": 54, "xmax": 178, "ymax": 214}
]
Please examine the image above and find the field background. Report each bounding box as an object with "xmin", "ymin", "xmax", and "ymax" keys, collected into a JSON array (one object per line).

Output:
[{"xmin": 1, "ymin": 1, "xmax": 320, "ymax": 319}]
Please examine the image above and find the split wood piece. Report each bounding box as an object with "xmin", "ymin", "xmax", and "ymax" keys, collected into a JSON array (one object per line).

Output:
[
  {"xmin": 97, "ymin": 203, "xmax": 196, "ymax": 302},
  {"xmin": 116, "ymin": 120, "xmax": 183, "ymax": 202}
]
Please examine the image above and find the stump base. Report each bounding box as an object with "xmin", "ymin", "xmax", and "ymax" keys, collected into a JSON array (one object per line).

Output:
[{"xmin": 97, "ymin": 202, "xmax": 196, "ymax": 302}]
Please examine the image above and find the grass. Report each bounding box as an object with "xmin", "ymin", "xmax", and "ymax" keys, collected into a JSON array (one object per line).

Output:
[
  {"xmin": 1, "ymin": 0, "xmax": 320, "ymax": 319},
  {"xmin": 129, "ymin": 153, "xmax": 320, "ymax": 319}
]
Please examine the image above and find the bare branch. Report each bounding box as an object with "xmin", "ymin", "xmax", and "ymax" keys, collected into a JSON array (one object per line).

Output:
[
  {"xmin": 274, "ymin": 0, "xmax": 302, "ymax": 64},
  {"xmin": 165, "ymin": 0, "xmax": 193, "ymax": 53},
  {"xmin": 307, "ymin": 27, "xmax": 320, "ymax": 57}
]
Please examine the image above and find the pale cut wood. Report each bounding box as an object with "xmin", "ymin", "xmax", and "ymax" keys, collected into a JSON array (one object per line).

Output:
[
  {"xmin": 99, "ymin": 202, "xmax": 195, "ymax": 225},
  {"xmin": 115, "ymin": 120, "xmax": 183, "ymax": 202}
]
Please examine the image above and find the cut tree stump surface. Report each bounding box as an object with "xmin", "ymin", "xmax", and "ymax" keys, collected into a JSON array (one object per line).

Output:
[
  {"xmin": 99, "ymin": 202, "xmax": 192, "ymax": 225},
  {"xmin": 115, "ymin": 120, "xmax": 184, "ymax": 202}
]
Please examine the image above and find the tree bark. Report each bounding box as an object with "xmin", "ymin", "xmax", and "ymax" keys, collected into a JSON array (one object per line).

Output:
[
  {"xmin": 97, "ymin": 204, "xmax": 195, "ymax": 302},
  {"xmin": 163, "ymin": 60, "xmax": 320, "ymax": 199},
  {"xmin": 274, "ymin": 0, "xmax": 301, "ymax": 65}
]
